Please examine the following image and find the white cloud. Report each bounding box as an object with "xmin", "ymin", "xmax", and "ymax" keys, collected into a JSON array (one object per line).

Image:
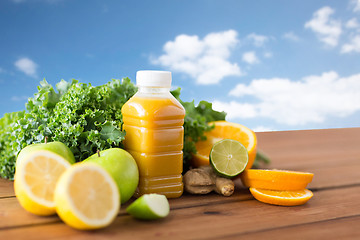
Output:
[
  {"xmin": 242, "ymin": 51, "xmax": 259, "ymax": 64},
  {"xmin": 247, "ymin": 33, "xmax": 269, "ymax": 47},
  {"xmin": 212, "ymin": 101, "xmax": 258, "ymax": 119},
  {"xmin": 14, "ymin": 57, "xmax": 38, "ymax": 77},
  {"xmin": 214, "ymin": 71, "xmax": 360, "ymax": 126},
  {"xmin": 305, "ymin": 6, "xmax": 342, "ymax": 47},
  {"xmin": 346, "ymin": 18, "xmax": 359, "ymax": 29},
  {"xmin": 341, "ymin": 35, "xmax": 360, "ymax": 53},
  {"xmin": 0, "ymin": 67, "xmax": 5, "ymax": 73},
  {"xmin": 263, "ymin": 52, "xmax": 273, "ymax": 58},
  {"xmin": 11, "ymin": 96, "xmax": 29, "ymax": 102},
  {"xmin": 352, "ymin": 0, "xmax": 360, "ymax": 12},
  {"xmin": 252, "ymin": 126, "xmax": 276, "ymax": 132},
  {"xmin": 151, "ymin": 30, "xmax": 243, "ymax": 85},
  {"xmin": 282, "ymin": 32, "xmax": 300, "ymax": 41}
]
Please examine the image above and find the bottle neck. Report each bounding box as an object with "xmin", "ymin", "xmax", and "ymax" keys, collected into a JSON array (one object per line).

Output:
[{"xmin": 137, "ymin": 86, "xmax": 170, "ymax": 94}]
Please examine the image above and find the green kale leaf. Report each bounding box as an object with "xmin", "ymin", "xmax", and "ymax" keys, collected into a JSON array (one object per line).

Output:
[
  {"xmin": 0, "ymin": 78, "xmax": 136, "ymax": 179},
  {"xmin": 171, "ymin": 88, "xmax": 226, "ymax": 171}
]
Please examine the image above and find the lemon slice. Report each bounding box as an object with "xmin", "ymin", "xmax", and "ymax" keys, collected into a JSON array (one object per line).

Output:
[
  {"xmin": 54, "ymin": 163, "xmax": 120, "ymax": 230},
  {"xmin": 250, "ymin": 188, "xmax": 313, "ymax": 206},
  {"xmin": 126, "ymin": 194, "xmax": 170, "ymax": 220},
  {"xmin": 210, "ymin": 139, "xmax": 249, "ymax": 178},
  {"xmin": 14, "ymin": 150, "xmax": 72, "ymax": 216}
]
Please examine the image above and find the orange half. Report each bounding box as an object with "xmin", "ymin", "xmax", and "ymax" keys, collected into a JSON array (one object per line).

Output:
[
  {"xmin": 241, "ymin": 169, "xmax": 314, "ymax": 191},
  {"xmin": 250, "ymin": 188, "xmax": 313, "ymax": 206},
  {"xmin": 192, "ymin": 121, "xmax": 257, "ymax": 169}
]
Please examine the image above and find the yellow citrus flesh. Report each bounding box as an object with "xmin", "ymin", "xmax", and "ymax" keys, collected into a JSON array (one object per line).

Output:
[
  {"xmin": 250, "ymin": 188, "xmax": 313, "ymax": 206},
  {"xmin": 241, "ymin": 169, "xmax": 314, "ymax": 191},
  {"xmin": 14, "ymin": 150, "xmax": 71, "ymax": 216},
  {"xmin": 54, "ymin": 163, "xmax": 120, "ymax": 230},
  {"xmin": 192, "ymin": 121, "xmax": 257, "ymax": 169}
]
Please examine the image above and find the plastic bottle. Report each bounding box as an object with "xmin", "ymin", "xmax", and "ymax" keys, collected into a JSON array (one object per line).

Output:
[{"xmin": 121, "ymin": 70, "xmax": 185, "ymax": 198}]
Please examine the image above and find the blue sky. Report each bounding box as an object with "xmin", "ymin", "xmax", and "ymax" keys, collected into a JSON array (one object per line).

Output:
[{"xmin": 1, "ymin": 0, "xmax": 360, "ymax": 131}]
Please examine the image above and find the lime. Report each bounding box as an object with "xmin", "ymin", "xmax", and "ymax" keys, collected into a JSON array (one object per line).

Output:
[
  {"xmin": 192, "ymin": 121, "xmax": 257, "ymax": 169},
  {"xmin": 126, "ymin": 194, "xmax": 170, "ymax": 220},
  {"xmin": 209, "ymin": 139, "xmax": 249, "ymax": 178}
]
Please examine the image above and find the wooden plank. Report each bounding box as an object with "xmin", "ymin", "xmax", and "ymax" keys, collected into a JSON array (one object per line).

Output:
[
  {"xmin": 0, "ymin": 178, "xmax": 14, "ymax": 198},
  {"xmin": 0, "ymin": 197, "xmax": 59, "ymax": 229},
  {"xmin": 256, "ymin": 128, "xmax": 360, "ymax": 170},
  {"xmin": 220, "ymin": 215, "xmax": 360, "ymax": 240},
  {"xmin": 256, "ymin": 128, "xmax": 360, "ymax": 189},
  {"xmin": 1, "ymin": 128, "xmax": 360, "ymax": 228},
  {"xmin": 256, "ymin": 128, "xmax": 360, "ymax": 151},
  {"xmin": 0, "ymin": 185, "xmax": 252, "ymax": 229},
  {"xmin": 1, "ymin": 185, "xmax": 360, "ymax": 239},
  {"xmin": 309, "ymin": 163, "xmax": 360, "ymax": 189},
  {"xmin": 1, "ymin": 128, "xmax": 359, "ymax": 238}
]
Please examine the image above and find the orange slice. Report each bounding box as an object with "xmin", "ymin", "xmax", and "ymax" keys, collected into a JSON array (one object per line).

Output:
[
  {"xmin": 250, "ymin": 188, "xmax": 313, "ymax": 206},
  {"xmin": 192, "ymin": 121, "xmax": 257, "ymax": 169},
  {"xmin": 241, "ymin": 169, "xmax": 314, "ymax": 191}
]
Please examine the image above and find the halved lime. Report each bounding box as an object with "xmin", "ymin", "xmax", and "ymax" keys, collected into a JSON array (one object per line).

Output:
[
  {"xmin": 126, "ymin": 194, "xmax": 170, "ymax": 220},
  {"xmin": 210, "ymin": 139, "xmax": 249, "ymax": 178}
]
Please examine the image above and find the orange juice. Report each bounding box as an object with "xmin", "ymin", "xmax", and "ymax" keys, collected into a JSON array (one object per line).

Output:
[{"xmin": 121, "ymin": 71, "xmax": 185, "ymax": 198}]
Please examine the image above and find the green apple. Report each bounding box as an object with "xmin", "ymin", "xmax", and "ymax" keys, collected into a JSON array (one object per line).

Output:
[
  {"xmin": 84, "ymin": 148, "xmax": 139, "ymax": 204},
  {"xmin": 16, "ymin": 139, "xmax": 75, "ymax": 167},
  {"xmin": 126, "ymin": 194, "xmax": 170, "ymax": 220}
]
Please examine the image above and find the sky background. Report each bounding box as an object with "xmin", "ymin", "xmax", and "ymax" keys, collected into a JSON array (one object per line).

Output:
[{"xmin": 1, "ymin": 0, "xmax": 360, "ymax": 132}]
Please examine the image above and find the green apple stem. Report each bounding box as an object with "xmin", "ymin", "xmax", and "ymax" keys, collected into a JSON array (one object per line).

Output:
[
  {"xmin": 44, "ymin": 136, "xmax": 48, "ymax": 144},
  {"xmin": 97, "ymin": 150, "xmax": 101, "ymax": 157}
]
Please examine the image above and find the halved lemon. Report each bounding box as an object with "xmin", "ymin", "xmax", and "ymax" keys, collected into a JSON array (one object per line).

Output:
[
  {"xmin": 250, "ymin": 188, "xmax": 313, "ymax": 206},
  {"xmin": 192, "ymin": 121, "xmax": 257, "ymax": 169},
  {"xmin": 54, "ymin": 163, "xmax": 120, "ymax": 230},
  {"xmin": 14, "ymin": 150, "xmax": 72, "ymax": 216}
]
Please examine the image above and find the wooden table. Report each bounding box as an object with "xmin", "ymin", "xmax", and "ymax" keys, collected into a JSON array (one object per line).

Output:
[{"xmin": 1, "ymin": 128, "xmax": 360, "ymax": 239}]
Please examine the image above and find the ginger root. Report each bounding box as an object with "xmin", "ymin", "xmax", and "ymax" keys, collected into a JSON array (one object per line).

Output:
[{"xmin": 183, "ymin": 165, "xmax": 234, "ymax": 197}]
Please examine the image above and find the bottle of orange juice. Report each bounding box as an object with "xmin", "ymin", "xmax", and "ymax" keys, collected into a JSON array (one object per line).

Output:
[{"xmin": 121, "ymin": 70, "xmax": 185, "ymax": 198}]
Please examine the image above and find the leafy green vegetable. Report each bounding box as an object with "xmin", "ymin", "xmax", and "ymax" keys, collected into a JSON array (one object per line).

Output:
[
  {"xmin": 171, "ymin": 88, "xmax": 226, "ymax": 171},
  {"xmin": 0, "ymin": 77, "xmax": 224, "ymax": 179},
  {"xmin": 0, "ymin": 111, "xmax": 25, "ymax": 179},
  {"xmin": 0, "ymin": 78, "xmax": 137, "ymax": 179}
]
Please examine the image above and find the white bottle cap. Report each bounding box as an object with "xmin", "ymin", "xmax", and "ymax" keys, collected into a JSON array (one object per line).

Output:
[{"xmin": 136, "ymin": 70, "xmax": 172, "ymax": 88}]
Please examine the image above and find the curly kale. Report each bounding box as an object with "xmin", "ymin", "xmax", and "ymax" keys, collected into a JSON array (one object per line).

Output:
[
  {"xmin": 0, "ymin": 111, "xmax": 25, "ymax": 179},
  {"xmin": 0, "ymin": 78, "xmax": 136, "ymax": 179}
]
